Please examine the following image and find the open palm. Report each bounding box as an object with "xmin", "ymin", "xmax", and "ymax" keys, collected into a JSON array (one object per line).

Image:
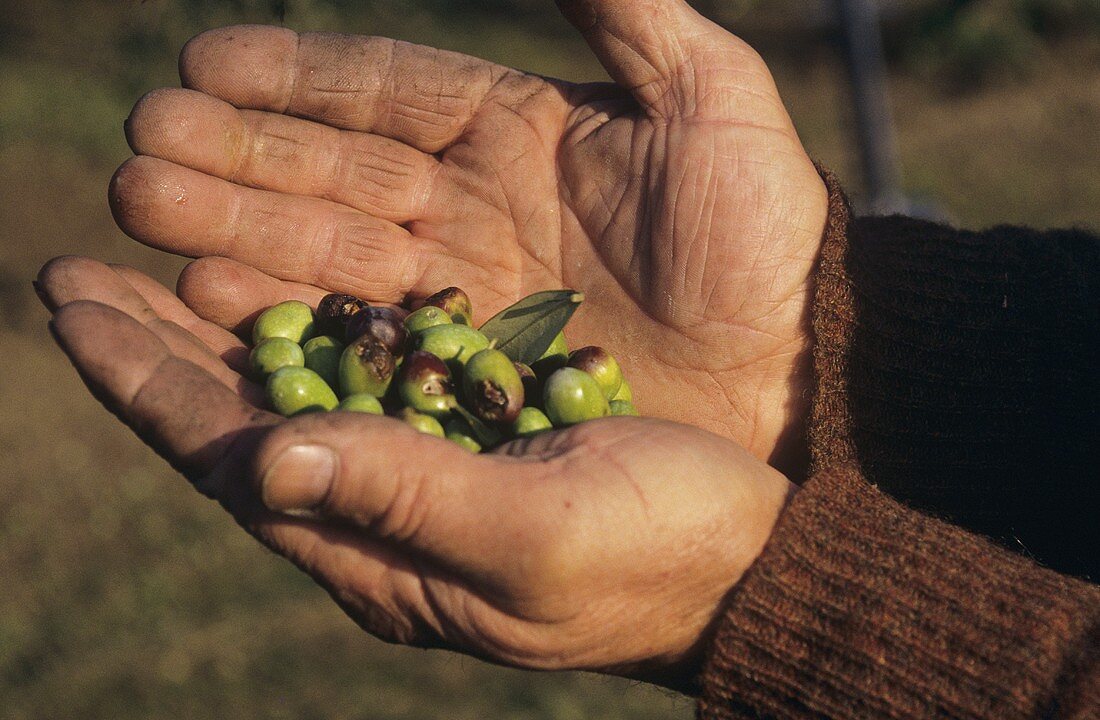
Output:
[{"xmin": 112, "ymin": 1, "xmax": 828, "ymax": 472}]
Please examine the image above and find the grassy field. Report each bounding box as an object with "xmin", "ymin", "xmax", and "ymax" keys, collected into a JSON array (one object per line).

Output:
[{"xmin": 2, "ymin": 1, "xmax": 1098, "ymax": 718}]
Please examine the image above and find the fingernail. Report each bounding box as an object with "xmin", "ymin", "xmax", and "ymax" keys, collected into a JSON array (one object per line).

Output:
[{"xmin": 261, "ymin": 445, "xmax": 337, "ymax": 511}]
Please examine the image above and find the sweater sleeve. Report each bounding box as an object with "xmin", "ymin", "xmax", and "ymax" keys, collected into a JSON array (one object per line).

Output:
[
  {"xmin": 810, "ymin": 168, "xmax": 1099, "ymax": 579},
  {"xmin": 695, "ymin": 170, "xmax": 1099, "ymax": 719},
  {"xmin": 696, "ymin": 464, "xmax": 1100, "ymax": 720}
]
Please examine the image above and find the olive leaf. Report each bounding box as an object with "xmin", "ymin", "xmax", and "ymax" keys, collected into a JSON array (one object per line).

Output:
[
  {"xmin": 453, "ymin": 406, "xmax": 502, "ymax": 448},
  {"xmin": 478, "ymin": 290, "xmax": 585, "ymax": 365}
]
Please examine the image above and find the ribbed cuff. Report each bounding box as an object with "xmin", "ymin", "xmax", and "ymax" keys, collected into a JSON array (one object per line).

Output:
[{"xmin": 696, "ymin": 464, "xmax": 1100, "ymax": 720}]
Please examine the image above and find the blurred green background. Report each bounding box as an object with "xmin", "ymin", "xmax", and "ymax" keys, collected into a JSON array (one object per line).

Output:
[{"xmin": 1, "ymin": 1, "xmax": 1097, "ymax": 717}]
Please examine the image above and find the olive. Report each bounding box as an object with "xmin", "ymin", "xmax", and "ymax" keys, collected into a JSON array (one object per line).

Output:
[
  {"xmin": 514, "ymin": 362, "xmax": 540, "ymax": 405},
  {"xmin": 463, "ymin": 348, "xmax": 525, "ymax": 424},
  {"xmin": 394, "ymin": 407, "xmax": 446, "ymax": 438},
  {"xmin": 302, "ymin": 335, "xmax": 344, "ymax": 389},
  {"xmin": 443, "ymin": 416, "xmax": 482, "ymax": 453},
  {"xmin": 423, "ymin": 286, "xmax": 473, "ymax": 325},
  {"xmin": 567, "ymin": 346, "xmax": 623, "ymax": 400},
  {"xmin": 612, "ymin": 378, "xmax": 633, "ymax": 403},
  {"xmin": 609, "ymin": 399, "xmax": 639, "ymax": 417},
  {"xmin": 397, "ymin": 351, "xmax": 457, "ymax": 418},
  {"xmin": 416, "ymin": 324, "xmax": 490, "ymax": 372},
  {"xmin": 315, "ymin": 293, "xmax": 369, "ymax": 338},
  {"xmin": 266, "ymin": 367, "xmax": 338, "ymax": 417},
  {"xmin": 543, "ymin": 367, "xmax": 610, "ymax": 426},
  {"xmin": 513, "ymin": 407, "xmax": 553, "ymax": 438},
  {"xmin": 252, "ymin": 300, "xmax": 315, "ymax": 345},
  {"xmin": 346, "ymin": 306, "xmax": 407, "ymax": 355},
  {"xmin": 404, "ymin": 306, "xmax": 452, "ymax": 335},
  {"xmin": 337, "ymin": 393, "xmax": 384, "ymax": 415},
  {"xmin": 338, "ymin": 334, "xmax": 396, "ymax": 398},
  {"xmin": 249, "ymin": 337, "xmax": 305, "ymax": 381},
  {"xmin": 531, "ymin": 331, "xmax": 569, "ymax": 379}
]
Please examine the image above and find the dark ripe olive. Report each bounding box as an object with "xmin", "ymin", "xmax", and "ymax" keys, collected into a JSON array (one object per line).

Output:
[
  {"xmin": 514, "ymin": 362, "xmax": 539, "ymax": 404},
  {"xmin": 316, "ymin": 293, "xmax": 369, "ymax": 338},
  {"xmin": 346, "ymin": 306, "xmax": 408, "ymax": 356},
  {"xmin": 339, "ymin": 333, "xmax": 397, "ymax": 398},
  {"xmin": 423, "ymin": 286, "xmax": 473, "ymax": 325},
  {"xmin": 398, "ymin": 351, "xmax": 457, "ymax": 418}
]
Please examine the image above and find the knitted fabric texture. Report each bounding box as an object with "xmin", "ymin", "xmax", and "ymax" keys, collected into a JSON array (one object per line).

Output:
[{"xmin": 697, "ymin": 169, "xmax": 1100, "ymax": 719}]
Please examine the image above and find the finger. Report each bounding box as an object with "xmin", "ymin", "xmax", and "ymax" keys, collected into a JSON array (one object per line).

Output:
[
  {"xmin": 110, "ymin": 155, "xmax": 422, "ymax": 302},
  {"xmin": 250, "ymin": 411, "xmax": 561, "ymax": 582},
  {"xmin": 177, "ymin": 257, "xmax": 329, "ymax": 335},
  {"xmin": 107, "ymin": 264, "xmax": 253, "ymax": 373},
  {"xmin": 557, "ymin": 0, "xmax": 777, "ymax": 119},
  {"xmin": 126, "ymin": 89, "xmax": 440, "ymax": 224},
  {"xmin": 49, "ymin": 301, "xmax": 276, "ymax": 481},
  {"xmin": 179, "ymin": 26, "xmax": 510, "ymax": 153},
  {"xmin": 247, "ymin": 513, "xmax": 446, "ymax": 648},
  {"xmin": 37, "ymin": 257, "xmax": 262, "ymax": 403}
]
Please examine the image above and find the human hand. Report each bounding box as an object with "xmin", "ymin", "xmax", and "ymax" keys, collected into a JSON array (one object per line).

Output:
[
  {"xmin": 37, "ymin": 256, "xmax": 794, "ymax": 693},
  {"xmin": 112, "ymin": 0, "xmax": 828, "ymax": 477}
]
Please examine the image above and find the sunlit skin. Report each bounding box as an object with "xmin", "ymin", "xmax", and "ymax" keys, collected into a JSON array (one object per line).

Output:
[
  {"xmin": 109, "ymin": 2, "xmax": 827, "ymax": 477},
  {"xmin": 39, "ymin": 0, "xmax": 831, "ymax": 695}
]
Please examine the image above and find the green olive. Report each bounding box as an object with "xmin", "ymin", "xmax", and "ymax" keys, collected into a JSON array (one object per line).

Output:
[
  {"xmin": 252, "ymin": 300, "xmax": 315, "ymax": 345},
  {"xmin": 543, "ymin": 367, "xmax": 610, "ymax": 426},
  {"xmin": 337, "ymin": 393, "xmax": 384, "ymax": 415},
  {"xmin": 531, "ymin": 331, "xmax": 569, "ymax": 379},
  {"xmin": 513, "ymin": 407, "xmax": 553, "ymax": 438},
  {"xmin": 394, "ymin": 407, "xmax": 446, "ymax": 438},
  {"xmin": 611, "ymin": 378, "xmax": 633, "ymax": 403},
  {"xmin": 463, "ymin": 348, "xmax": 525, "ymax": 424},
  {"xmin": 609, "ymin": 399, "xmax": 639, "ymax": 417},
  {"xmin": 404, "ymin": 306, "xmax": 452, "ymax": 335},
  {"xmin": 249, "ymin": 337, "xmax": 305, "ymax": 381},
  {"xmin": 266, "ymin": 367, "xmax": 338, "ymax": 417},
  {"xmin": 444, "ymin": 417, "xmax": 482, "ymax": 453},
  {"xmin": 339, "ymin": 334, "xmax": 396, "ymax": 398},
  {"xmin": 302, "ymin": 335, "xmax": 344, "ymax": 389},
  {"xmin": 416, "ymin": 324, "xmax": 490, "ymax": 372},
  {"xmin": 567, "ymin": 346, "xmax": 623, "ymax": 400}
]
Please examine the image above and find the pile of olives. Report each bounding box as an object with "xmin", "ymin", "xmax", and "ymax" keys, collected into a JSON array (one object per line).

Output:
[{"xmin": 249, "ymin": 287, "xmax": 638, "ymax": 452}]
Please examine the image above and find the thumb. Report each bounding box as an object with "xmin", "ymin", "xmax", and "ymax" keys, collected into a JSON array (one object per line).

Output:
[
  {"xmin": 251, "ymin": 412, "xmax": 556, "ymax": 577},
  {"xmin": 557, "ymin": 0, "xmax": 771, "ymax": 119}
]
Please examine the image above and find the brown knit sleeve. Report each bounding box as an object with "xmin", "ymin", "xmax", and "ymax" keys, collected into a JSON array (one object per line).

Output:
[
  {"xmin": 696, "ymin": 464, "xmax": 1100, "ymax": 720},
  {"xmin": 809, "ymin": 170, "xmax": 1099, "ymax": 579},
  {"xmin": 694, "ymin": 169, "xmax": 1100, "ymax": 718}
]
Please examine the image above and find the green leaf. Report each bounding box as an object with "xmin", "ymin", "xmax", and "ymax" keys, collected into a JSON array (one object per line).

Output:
[
  {"xmin": 453, "ymin": 406, "xmax": 503, "ymax": 448},
  {"xmin": 478, "ymin": 290, "xmax": 585, "ymax": 365}
]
